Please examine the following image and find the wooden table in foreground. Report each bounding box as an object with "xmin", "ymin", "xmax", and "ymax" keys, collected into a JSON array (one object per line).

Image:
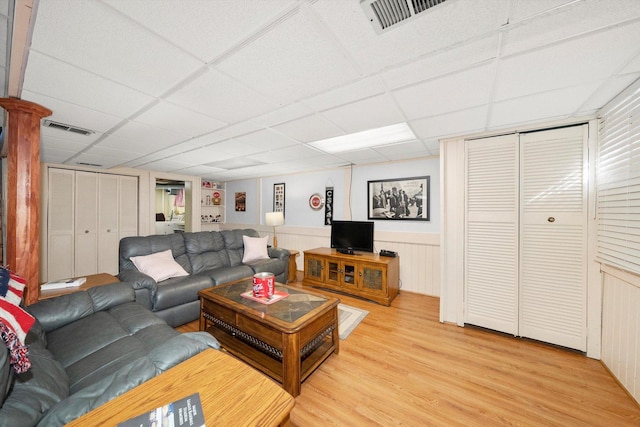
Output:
[
  {"xmin": 199, "ymin": 278, "xmax": 339, "ymax": 397},
  {"xmin": 38, "ymin": 273, "xmax": 119, "ymax": 300},
  {"xmin": 65, "ymin": 349, "xmax": 295, "ymax": 427}
]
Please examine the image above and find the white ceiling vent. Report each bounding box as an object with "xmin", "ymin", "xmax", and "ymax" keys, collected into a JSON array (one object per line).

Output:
[
  {"xmin": 43, "ymin": 120, "xmax": 94, "ymax": 136},
  {"xmin": 361, "ymin": 0, "xmax": 447, "ymax": 33}
]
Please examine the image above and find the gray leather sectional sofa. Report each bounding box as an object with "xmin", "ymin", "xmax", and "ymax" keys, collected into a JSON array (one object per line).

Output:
[
  {"xmin": 0, "ymin": 282, "xmax": 219, "ymax": 427},
  {"xmin": 118, "ymin": 229, "xmax": 290, "ymax": 327}
]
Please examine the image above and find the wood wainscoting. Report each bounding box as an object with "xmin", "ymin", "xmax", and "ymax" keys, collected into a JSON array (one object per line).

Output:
[
  {"xmin": 220, "ymin": 223, "xmax": 441, "ymax": 297},
  {"xmin": 179, "ymin": 275, "xmax": 640, "ymax": 426}
]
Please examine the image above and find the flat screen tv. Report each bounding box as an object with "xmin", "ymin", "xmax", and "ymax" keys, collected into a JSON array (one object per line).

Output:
[{"xmin": 330, "ymin": 220, "xmax": 374, "ymax": 253}]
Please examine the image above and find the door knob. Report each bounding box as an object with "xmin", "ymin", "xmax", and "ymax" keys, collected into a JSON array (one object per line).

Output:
[{"xmin": 548, "ymin": 217, "xmax": 555, "ymax": 223}]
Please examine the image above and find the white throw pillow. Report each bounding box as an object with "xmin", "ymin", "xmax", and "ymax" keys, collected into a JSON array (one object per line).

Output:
[
  {"xmin": 131, "ymin": 249, "xmax": 189, "ymax": 282},
  {"xmin": 242, "ymin": 235, "xmax": 270, "ymax": 263}
]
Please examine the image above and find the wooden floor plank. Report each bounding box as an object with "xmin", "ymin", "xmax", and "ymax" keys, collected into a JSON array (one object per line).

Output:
[{"xmin": 179, "ymin": 276, "xmax": 640, "ymax": 426}]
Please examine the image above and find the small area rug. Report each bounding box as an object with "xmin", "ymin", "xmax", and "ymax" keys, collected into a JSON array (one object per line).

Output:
[{"xmin": 337, "ymin": 304, "xmax": 369, "ymax": 340}]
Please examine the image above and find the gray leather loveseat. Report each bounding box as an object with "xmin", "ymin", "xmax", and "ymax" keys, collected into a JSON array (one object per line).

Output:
[
  {"xmin": 0, "ymin": 282, "xmax": 219, "ymax": 427},
  {"xmin": 118, "ymin": 229, "xmax": 290, "ymax": 327}
]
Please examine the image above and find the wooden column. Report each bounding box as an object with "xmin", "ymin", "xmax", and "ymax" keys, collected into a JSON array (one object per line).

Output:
[{"xmin": 0, "ymin": 98, "xmax": 52, "ymax": 305}]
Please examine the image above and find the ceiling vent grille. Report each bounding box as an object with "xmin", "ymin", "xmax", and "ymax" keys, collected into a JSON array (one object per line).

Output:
[
  {"xmin": 361, "ymin": 0, "xmax": 447, "ymax": 33},
  {"xmin": 43, "ymin": 120, "xmax": 94, "ymax": 136}
]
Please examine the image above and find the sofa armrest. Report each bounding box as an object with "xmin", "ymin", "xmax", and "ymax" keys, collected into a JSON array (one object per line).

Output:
[
  {"xmin": 118, "ymin": 270, "xmax": 157, "ymax": 295},
  {"xmin": 268, "ymin": 247, "xmax": 290, "ymax": 262}
]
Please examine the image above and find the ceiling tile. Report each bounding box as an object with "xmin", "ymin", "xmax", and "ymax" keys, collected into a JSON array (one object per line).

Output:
[
  {"xmin": 249, "ymin": 103, "xmax": 314, "ymax": 128},
  {"xmin": 216, "ymin": 6, "xmax": 360, "ymax": 103},
  {"xmin": 133, "ymin": 101, "xmax": 227, "ymax": 136},
  {"xmin": 108, "ymin": 121, "xmax": 189, "ymax": 149},
  {"xmin": 489, "ymin": 82, "xmax": 601, "ymax": 128},
  {"xmin": 503, "ymin": 0, "xmax": 640, "ymax": 57},
  {"xmin": 166, "ymin": 68, "xmax": 277, "ymax": 123},
  {"xmin": 274, "ymin": 114, "xmax": 345, "ymax": 143},
  {"xmin": 411, "ymin": 106, "xmax": 488, "ymax": 139},
  {"xmin": 373, "ymin": 140, "xmax": 428, "ymax": 157},
  {"xmin": 379, "ymin": 35, "xmax": 499, "ymax": 90},
  {"xmin": 32, "ymin": 0, "xmax": 204, "ymax": 96},
  {"xmin": 320, "ymin": 94, "xmax": 405, "ymax": 133},
  {"xmin": 103, "ymin": 0, "xmax": 298, "ymax": 62},
  {"xmin": 246, "ymin": 144, "xmax": 320, "ymax": 163},
  {"xmin": 495, "ymin": 22, "xmax": 640, "ymax": 101},
  {"xmin": 304, "ymin": 77, "xmax": 387, "ymax": 111},
  {"xmin": 233, "ymin": 129, "xmax": 299, "ymax": 150},
  {"xmin": 393, "ymin": 63, "xmax": 494, "ymax": 120},
  {"xmin": 23, "ymin": 52, "xmax": 154, "ymax": 117}
]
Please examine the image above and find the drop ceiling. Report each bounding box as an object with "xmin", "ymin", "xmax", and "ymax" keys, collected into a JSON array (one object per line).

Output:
[{"xmin": 8, "ymin": 0, "xmax": 640, "ymax": 181}]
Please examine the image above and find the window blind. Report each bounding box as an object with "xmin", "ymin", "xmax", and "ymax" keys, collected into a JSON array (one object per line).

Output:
[{"xmin": 597, "ymin": 82, "xmax": 640, "ymax": 274}]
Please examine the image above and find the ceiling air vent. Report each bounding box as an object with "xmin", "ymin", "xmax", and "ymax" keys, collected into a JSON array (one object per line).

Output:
[
  {"xmin": 361, "ymin": 0, "xmax": 447, "ymax": 33},
  {"xmin": 43, "ymin": 120, "xmax": 94, "ymax": 136}
]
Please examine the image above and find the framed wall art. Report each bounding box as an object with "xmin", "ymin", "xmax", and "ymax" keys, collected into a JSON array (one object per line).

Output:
[
  {"xmin": 273, "ymin": 183, "xmax": 285, "ymax": 216},
  {"xmin": 235, "ymin": 192, "xmax": 246, "ymax": 212},
  {"xmin": 367, "ymin": 176, "xmax": 429, "ymax": 221}
]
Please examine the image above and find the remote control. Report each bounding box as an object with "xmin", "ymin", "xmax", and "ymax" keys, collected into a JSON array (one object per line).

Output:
[{"xmin": 379, "ymin": 249, "xmax": 397, "ymax": 257}]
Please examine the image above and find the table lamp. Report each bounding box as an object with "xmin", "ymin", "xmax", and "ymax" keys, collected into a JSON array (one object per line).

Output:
[{"xmin": 265, "ymin": 212, "xmax": 285, "ymax": 247}]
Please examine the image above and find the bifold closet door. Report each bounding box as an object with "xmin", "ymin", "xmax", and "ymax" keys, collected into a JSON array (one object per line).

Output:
[
  {"xmin": 98, "ymin": 174, "xmax": 119, "ymax": 274},
  {"xmin": 47, "ymin": 168, "xmax": 75, "ymax": 281},
  {"xmin": 465, "ymin": 134, "xmax": 519, "ymax": 335},
  {"xmin": 75, "ymin": 171, "xmax": 99, "ymax": 277},
  {"xmin": 519, "ymin": 125, "xmax": 587, "ymax": 351}
]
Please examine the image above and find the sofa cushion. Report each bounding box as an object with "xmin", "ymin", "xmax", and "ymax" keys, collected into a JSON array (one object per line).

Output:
[
  {"xmin": 242, "ymin": 235, "xmax": 269, "ymax": 263},
  {"xmin": 131, "ymin": 249, "xmax": 189, "ymax": 282},
  {"xmin": 247, "ymin": 257, "xmax": 287, "ymax": 277},
  {"xmin": 183, "ymin": 232, "xmax": 230, "ymax": 275},
  {"xmin": 119, "ymin": 233, "xmax": 191, "ymax": 274},
  {"xmin": 205, "ymin": 265, "xmax": 255, "ymax": 285},
  {"xmin": 0, "ymin": 336, "xmax": 69, "ymax": 427},
  {"xmin": 153, "ymin": 275, "xmax": 213, "ymax": 311},
  {"xmin": 221, "ymin": 229, "xmax": 260, "ymax": 266}
]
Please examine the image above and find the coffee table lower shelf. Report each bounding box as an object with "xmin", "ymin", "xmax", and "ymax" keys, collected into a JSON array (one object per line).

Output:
[
  {"xmin": 206, "ymin": 322, "xmax": 336, "ymax": 384},
  {"xmin": 203, "ymin": 307, "xmax": 338, "ymax": 397}
]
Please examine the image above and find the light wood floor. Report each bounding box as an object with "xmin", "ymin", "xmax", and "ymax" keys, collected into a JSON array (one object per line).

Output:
[{"xmin": 179, "ymin": 276, "xmax": 640, "ymax": 426}]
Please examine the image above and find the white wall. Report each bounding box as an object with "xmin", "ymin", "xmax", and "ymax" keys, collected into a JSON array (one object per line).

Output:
[{"xmin": 224, "ymin": 156, "xmax": 441, "ymax": 297}]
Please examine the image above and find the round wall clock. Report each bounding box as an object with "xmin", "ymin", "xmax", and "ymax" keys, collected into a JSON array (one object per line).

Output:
[{"xmin": 309, "ymin": 193, "xmax": 324, "ymax": 210}]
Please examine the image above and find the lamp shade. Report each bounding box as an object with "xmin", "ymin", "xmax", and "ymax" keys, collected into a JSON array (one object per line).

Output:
[{"xmin": 265, "ymin": 211, "xmax": 284, "ymax": 227}]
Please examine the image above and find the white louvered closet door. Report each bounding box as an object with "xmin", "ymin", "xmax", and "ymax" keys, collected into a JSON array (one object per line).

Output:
[
  {"xmin": 465, "ymin": 134, "xmax": 519, "ymax": 335},
  {"xmin": 519, "ymin": 125, "xmax": 587, "ymax": 351}
]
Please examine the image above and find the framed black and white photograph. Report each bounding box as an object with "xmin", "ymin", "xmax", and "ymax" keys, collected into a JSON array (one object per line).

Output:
[
  {"xmin": 368, "ymin": 176, "xmax": 429, "ymax": 221},
  {"xmin": 273, "ymin": 183, "xmax": 285, "ymax": 216}
]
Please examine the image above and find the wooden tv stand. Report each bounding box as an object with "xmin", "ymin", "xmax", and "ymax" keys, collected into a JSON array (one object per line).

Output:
[{"xmin": 302, "ymin": 247, "xmax": 399, "ymax": 306}]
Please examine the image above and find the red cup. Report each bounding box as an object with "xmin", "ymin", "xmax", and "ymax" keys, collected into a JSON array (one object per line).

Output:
[{"xmin": 252, "ymin": 273, "xmax": 275, "ymax": 298}]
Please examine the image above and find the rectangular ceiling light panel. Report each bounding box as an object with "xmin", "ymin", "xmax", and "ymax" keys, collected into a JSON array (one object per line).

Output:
[{"xmin": 308, "ymin": 122, "xmax": 417, "ymax": 153}]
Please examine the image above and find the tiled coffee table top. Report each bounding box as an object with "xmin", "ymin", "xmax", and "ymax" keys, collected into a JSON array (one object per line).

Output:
[{"xmin": 208, "ymin": 279, "xmax": 329, "ymax": 323}]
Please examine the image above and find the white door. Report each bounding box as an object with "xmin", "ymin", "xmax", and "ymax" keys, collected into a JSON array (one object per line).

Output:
[
  {"xmin": 75, "ymin": 171, "xmax": 98, "ymax": 277},
  {"xmin": 464, "ymin": 134, "xmax": 519, "ymax": 335},
  {"xmin": 519, "ymin": 125, "xmax": 587, "ymax": 351},
  {"xmin": 47, "ymin": 168, "xmax": 75, "ymax": 281},
  {"xmin": 464, "ymin": 125, "xmax": 588, "ymax": 351},
  {"xmin": 98, "ymin": 174, "xmax": 119, "ymax": 274},
  {"xmin": 118, "ymin": 176, "xmax": 139, "ymax": 240}
]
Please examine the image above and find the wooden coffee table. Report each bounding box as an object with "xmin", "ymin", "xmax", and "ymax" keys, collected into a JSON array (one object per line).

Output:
[
  {"xmin": 65, "ymin": 349, "xmax": 294, "ymax": 426},
  {"xmin": 198, "ymin": 278, "xmax": 339, "ymax": 397}
]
